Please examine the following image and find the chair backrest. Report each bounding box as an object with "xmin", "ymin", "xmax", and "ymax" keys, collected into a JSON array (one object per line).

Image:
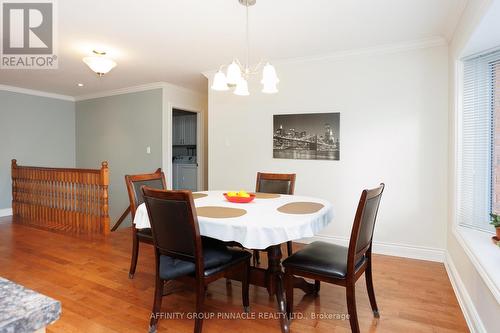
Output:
[
  {"xmin": 125, "ymin": 168, "xmax": 166, "ymax": 219},
  {"xmin": 255, "ymin": 172, "xmax": 296, "ymax": 195},
  {"xmin": 142, "ymin": 187, "xmax": 203, "ymax": 267},
  {"xmin": 347, "ymin": 184, "xmax": 385, "ymax": 273}
]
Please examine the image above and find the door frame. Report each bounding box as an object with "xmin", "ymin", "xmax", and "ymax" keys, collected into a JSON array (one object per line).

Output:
[{"xmin": 162, "ymin": 98, "xmax": 204, "ymax": 191}]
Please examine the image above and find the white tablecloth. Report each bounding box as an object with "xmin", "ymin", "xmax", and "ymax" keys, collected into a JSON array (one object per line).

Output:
[{"xmin": 133, "ymin": 191, "xmax": 334, "ymax": 249}]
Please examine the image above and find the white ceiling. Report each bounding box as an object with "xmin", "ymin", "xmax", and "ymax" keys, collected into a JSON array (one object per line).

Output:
[{"xmin": 0, "ymin": 0, "xmax": 467, "ymax": 97}]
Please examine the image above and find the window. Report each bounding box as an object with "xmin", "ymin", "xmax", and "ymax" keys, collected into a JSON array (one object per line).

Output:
[
  {"xmin": 459, "ymin": 50, "xmax": 500, "ymax": 232},
  {"xmin": 493, "ymin": 60, "xmax": 500, "ymax": 213}
]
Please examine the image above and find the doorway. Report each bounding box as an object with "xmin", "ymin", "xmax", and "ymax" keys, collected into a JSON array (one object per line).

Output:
[{"xmin": 172, "ymin": 109, "xmax": 198, "ymax": 191}]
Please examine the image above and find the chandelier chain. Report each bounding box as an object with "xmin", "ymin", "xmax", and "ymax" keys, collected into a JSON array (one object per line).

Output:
[{"xmin": 246, "ymin": 0, "xmax": 250, "ymax": 74}]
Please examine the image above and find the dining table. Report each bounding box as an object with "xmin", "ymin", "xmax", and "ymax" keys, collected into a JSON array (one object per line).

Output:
[{"xmin": 133, "ymin": 190, "xmax": 334, "ymax": 333}]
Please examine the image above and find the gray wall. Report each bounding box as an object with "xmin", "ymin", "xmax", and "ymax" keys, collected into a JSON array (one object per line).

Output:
[
  {"xmin": 0, "ymin": 90, "xmax": 76, "ymax": 209},
  {"xmin": 76, "ymin": 89, "xmax": 163, "ymax": 226}
]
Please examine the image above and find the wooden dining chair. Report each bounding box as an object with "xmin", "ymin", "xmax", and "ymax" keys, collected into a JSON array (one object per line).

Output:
[
  {"xmin": 142, "ymin": 187, "xmax": 251, "ymax": 333},
  {"xmin": 125, "ymin": 168, "xmax": 166, "ymax": 279},
  {"xmin": 283, "ymin": 183, "xmax": 385, "ymax": 333},
  {"xmin": 253, "ymin": 172, "xmax": 296, "ymax": 265}
]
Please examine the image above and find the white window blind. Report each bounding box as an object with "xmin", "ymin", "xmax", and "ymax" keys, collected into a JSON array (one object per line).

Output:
[{"xmin": 459, "ymin": 50, "xmax": 500, "ymax": 231}]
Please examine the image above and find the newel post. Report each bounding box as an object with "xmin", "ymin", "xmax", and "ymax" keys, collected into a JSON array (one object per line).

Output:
[
  {"xmin": 11, "ymin": 159, "xmax": 17, "ymax": 218},
  {"xmin": 100, "ymin": 161, "xmax": 110, "ymax": 235}
]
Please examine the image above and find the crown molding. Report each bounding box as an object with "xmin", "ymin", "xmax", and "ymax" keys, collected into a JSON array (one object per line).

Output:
[
  {"xmin": 444, "ymin": 0, "xmax": 469, "ymax": 41},
  {"xmin": 202, "ymin": 36, "xmax": 448, "ymax": 78},
  {"xmin": 74, "ymin": 82, "xmax": 168, "ymax": 101},
  {"xmin": 162, "ymin": 81, "xmax": 208, "ymax": 98},
  {"xmin": 0, "ymin": 84, "xmax": 75, "ymax": 101},
  {"xmin": 74, "ymin": 81, "xmax": 205, "ymax": 101},
  {"xmin": 1, "ymin": 81, "xmax": 204, "ymax": 102},
  {"xmin": 277, "ymin": 36, "xmax": 447, "ymax": 65}
]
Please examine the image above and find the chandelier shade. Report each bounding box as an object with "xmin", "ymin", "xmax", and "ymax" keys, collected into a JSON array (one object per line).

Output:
[
  {"xmin": 226, "ymin": 61, "xmax": 242, "ymax": 85},
  {"xmin": 261, "ymin": 63, "xmax": 279, "ymax": 85},
  {"xmin": 211, "ymin": 71, "xmax": 229, "ymax": 91},
  {"xmin": 82, "ymin": 51, "xmax": 116, "ymax": 76},
  {"xmin": 234, "ymin": 78, "xmax": 250, "ymax": 96}
]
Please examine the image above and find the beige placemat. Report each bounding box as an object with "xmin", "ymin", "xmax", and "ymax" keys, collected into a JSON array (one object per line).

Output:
[
  {"xmin": 192, "ymin": 193, "xmax": 208, "ymax": 199},
  {"xmin": 253, "ymin": 192, "xmax": 281, "ymax": 199},
  {"xmin": 197, "ymin": 206, "xmax": 247, "ymax": 218},
  {"xmin": 277, "ymin": 202, "xmax": 324, "ymax": 214}
]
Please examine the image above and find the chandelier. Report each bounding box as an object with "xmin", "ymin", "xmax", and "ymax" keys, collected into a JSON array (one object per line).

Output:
[{"xmin": 211, "ymin": 0, "xmax": 279, "ymax": 96}]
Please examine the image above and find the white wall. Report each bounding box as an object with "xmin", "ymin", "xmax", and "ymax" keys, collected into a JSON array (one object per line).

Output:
[{"xmin": 208, "ymin": 43, "xmax": 449, "ymax": 258}]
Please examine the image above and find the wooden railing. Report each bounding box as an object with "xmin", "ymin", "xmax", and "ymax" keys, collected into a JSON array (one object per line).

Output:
[{"xmin": 11, "ymin": 159, "xmax": 110, "ymax": 235}]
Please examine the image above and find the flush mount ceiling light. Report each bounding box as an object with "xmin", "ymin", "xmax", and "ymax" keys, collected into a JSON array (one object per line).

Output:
[
  {"xmin": 211, "ymin": 0, "xmax": 279, "ymax": 96},
  {"xmin": 82, "ymin": 50, "xmax": 117, "ymax": 77}
]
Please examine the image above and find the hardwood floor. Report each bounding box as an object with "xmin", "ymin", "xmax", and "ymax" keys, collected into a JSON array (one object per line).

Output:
[{"xmin": 0, "ymin": 217, "xmax": 468, "ymax": 333}]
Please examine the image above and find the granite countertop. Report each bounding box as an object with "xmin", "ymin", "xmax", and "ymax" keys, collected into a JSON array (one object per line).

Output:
[{"xmin": 0, "ymin": 277, "xmax": 61, "ymax": 333}]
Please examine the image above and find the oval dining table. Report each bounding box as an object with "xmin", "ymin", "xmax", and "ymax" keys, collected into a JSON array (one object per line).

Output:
[{"xmin": 133, "ymin": 190, "xmax": 334, "ymax": 333}]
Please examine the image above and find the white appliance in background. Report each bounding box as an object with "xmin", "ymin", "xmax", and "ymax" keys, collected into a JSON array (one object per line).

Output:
[{"xmin": 173, "ymin": 156, "xmax": 197, "ymax": 191}]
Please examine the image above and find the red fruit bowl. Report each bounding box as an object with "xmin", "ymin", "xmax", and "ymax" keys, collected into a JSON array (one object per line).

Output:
[{"xmin": 223, "ymin": 193, "xmax": 256, "ymax": 203}]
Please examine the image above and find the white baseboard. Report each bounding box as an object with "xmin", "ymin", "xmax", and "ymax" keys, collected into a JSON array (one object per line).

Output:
[
  {"xmin": 297, "ymin": 235, "xmax": 445, "ymax": 262},
  {"xmin": 444, "ymin": 253, "xmax": 486, "ymax": 333},
  {"xmin": 0, "ymin": 208, "xmax": 12, "ymax": 217}
]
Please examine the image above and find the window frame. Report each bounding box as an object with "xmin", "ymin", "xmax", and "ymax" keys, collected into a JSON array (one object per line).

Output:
[
  {"xmin": 453, "ymin": 57, "xmax": 500, "ymax": 304},
  {"xmin": 457, "ymin": 52, "xmax": 500, "ymax": 232}
]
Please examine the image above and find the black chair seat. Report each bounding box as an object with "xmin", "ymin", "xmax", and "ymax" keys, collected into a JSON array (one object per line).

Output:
[
  {"xmin": 159, "ymin": 240, "xmax": 251, "ymax": 280},
  {"xmin": 203, "ymin": 249, "xmax": 251, "ymax": 277},
  {"xmin": 137, "ymin": 228, "xmax": 152, "ymax": 237},
  {"xmin": 283, "ymin": 241, "xmax": 366, "ymax": 279}
]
